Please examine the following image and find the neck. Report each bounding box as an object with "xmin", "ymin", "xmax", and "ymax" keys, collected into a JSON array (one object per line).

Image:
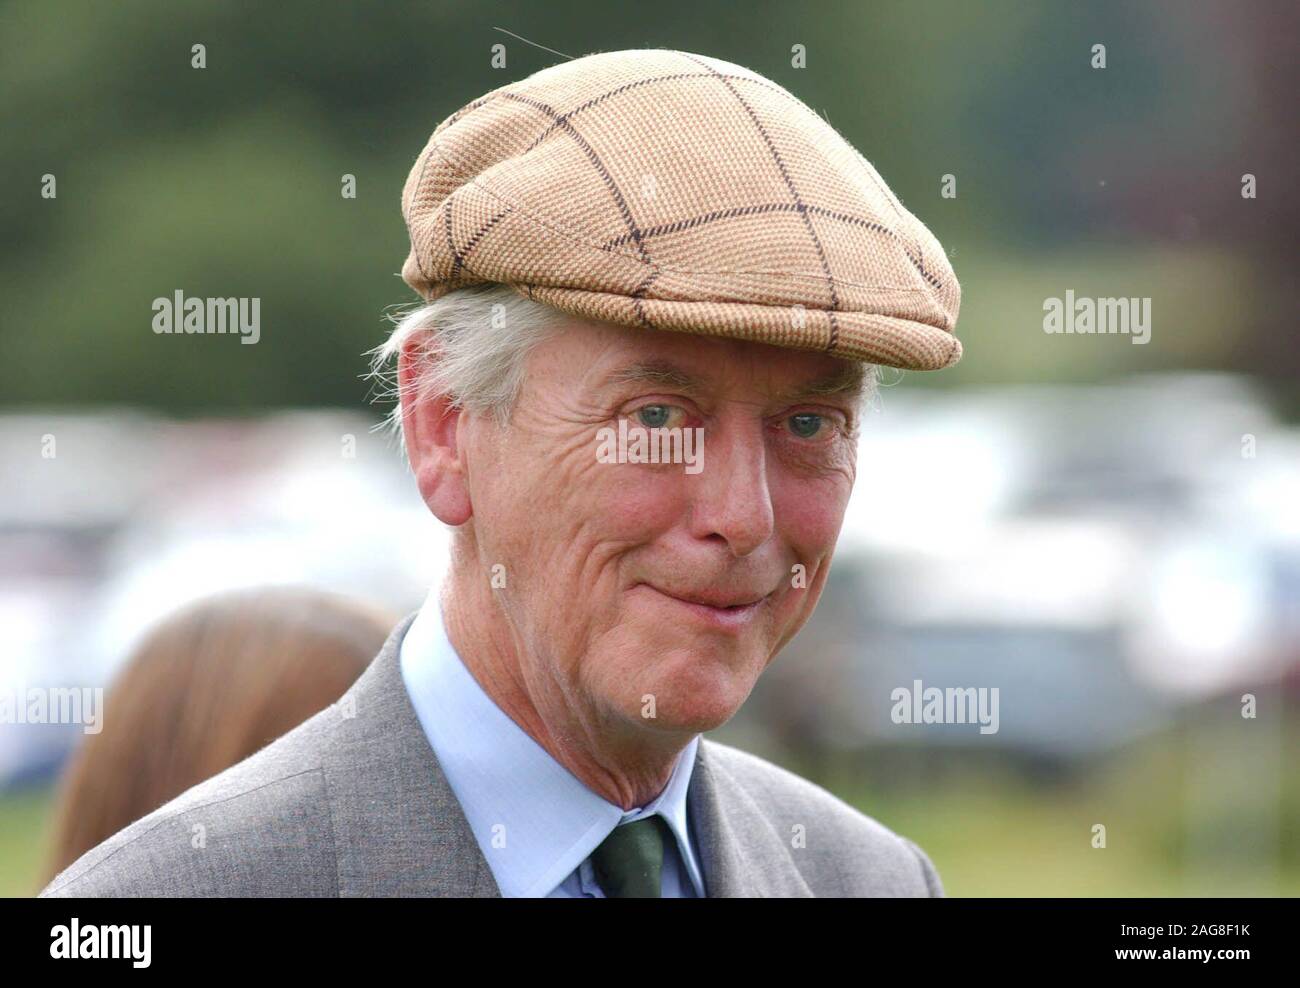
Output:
[{"xmin": 439, "ymin": 567, "xmax": 694, "ymax": 810}]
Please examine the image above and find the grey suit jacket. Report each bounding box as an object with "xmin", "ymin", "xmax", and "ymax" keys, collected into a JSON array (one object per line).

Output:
[{"xmin": 40, "ymin": 614, "xmax": 944, "ymax": 897}]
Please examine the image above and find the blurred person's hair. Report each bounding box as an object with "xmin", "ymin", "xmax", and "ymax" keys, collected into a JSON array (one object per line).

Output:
[{"xmin": 43, "ymin": 585, "xmax": 396, "ymax": 885}]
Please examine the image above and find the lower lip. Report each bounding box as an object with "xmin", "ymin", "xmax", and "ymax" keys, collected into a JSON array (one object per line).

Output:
[{"xmin": 638, "ymin": 585, "xmax": 766, "ymax": 633}]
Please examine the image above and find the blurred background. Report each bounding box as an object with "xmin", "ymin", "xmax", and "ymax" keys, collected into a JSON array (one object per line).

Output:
[{"xmin": 2, "ymin": 0, "xmax": 1296, "ymax": 896}]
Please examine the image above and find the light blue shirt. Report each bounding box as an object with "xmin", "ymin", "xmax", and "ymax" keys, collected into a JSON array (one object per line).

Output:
[{"xmin": 398, "ymin": 591, "xmax": 706, "ymax": 898}]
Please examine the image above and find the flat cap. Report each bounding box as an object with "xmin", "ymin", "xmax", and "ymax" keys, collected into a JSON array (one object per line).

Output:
[{"xmin": 401, "ymin": 49, "xmax": 962, "ymax": 369}]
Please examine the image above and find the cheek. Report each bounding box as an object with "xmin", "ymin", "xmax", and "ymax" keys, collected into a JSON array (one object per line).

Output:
[
  {"xmin": 760, "ymin": 476, "xmax": 851, "ymax": 655},
  {"xmin": 591, "ymin": 465, "xmax": 689, "ymax": 536},
  {"xmin": 473, "ymin": 430, "xmax": 686, "ymax": 581},
  {"xmin": 772, "ymin": 472, "xmax": 853, "ymax": 561}
]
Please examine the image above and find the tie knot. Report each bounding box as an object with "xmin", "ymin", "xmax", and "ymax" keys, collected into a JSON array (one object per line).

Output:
[{"xmin": 591, "ymin": 815, "xmax": 672, "ymax": 898}]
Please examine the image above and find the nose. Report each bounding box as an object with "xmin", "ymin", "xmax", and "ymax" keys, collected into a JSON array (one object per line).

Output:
[{"xmin": 685, "ymin": 418, "xmax": 774, "ymax": 557}]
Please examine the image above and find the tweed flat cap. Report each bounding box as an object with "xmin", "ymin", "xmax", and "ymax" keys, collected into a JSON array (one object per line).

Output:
[{"xmin": 400, "ymin": 49, "xmax": 962, "ymax": 369}]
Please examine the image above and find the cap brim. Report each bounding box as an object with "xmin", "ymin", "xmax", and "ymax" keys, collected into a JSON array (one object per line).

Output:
[{"xmin": 513, "ymin": 284, "xmax": 962, "ymax": 371}]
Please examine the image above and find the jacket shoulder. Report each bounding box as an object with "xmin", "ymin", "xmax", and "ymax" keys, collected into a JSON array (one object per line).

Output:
[
  {"xmin": 700, "ymin": 738, "xmax": 944, "ymax": 897},
  {"xmin": 39, "ymin": 703, "xmax": 343, "ymax": 898}
]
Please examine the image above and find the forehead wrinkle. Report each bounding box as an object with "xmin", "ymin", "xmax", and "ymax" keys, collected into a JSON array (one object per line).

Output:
[
  {"xmin": 602, "ymin": 355, "xmax": 864, "ymax": 402},
  {"xmin": 588, "ymin": 334, "xmax": 869, "ymax": 411}
]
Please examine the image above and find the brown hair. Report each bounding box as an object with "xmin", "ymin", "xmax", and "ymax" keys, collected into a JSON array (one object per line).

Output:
[{"xmin": 44, "ymin": 585, "xmax": 396, "ymax": 884}]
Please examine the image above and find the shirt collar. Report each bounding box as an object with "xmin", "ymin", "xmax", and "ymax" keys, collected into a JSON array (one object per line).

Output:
[{"xmin": 399, "ymin": 590, "xmax": 704, "ymax": 898}]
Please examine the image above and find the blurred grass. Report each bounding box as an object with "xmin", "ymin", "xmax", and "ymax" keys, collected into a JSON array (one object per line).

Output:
[
  {"xmin": 837, "ymin": 720, "xmax": 1300, "ymax": 897},
  {"xmin": 0, "ymin": 787, "xmax": 54, "ymax": 897}
]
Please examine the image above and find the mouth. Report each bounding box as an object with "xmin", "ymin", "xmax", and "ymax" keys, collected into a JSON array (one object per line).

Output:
[{"xmin": 634, "ymin": 583, "xmax": 772, "ymax": 632}]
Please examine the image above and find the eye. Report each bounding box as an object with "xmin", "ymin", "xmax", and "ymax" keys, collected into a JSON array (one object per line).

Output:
[
  {"xmin": 634, "ymin": 404, "xmax": 686, "ymax": 429},
  {"xmin": 787, "ymin": 413, "xmax": 826, "ymax": 439}
]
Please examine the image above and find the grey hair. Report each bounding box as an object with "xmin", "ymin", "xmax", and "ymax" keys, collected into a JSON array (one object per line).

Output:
[
  {"xmin": 367, "ymin": 282, "xmax": 888, "ymax": 456},
  {"xmin": 367, "ymin": 283, "xmax": 569, "ymax": 452}
]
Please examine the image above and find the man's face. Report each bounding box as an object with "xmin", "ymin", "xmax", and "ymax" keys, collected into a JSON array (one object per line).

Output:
[{"xmin": 456, "ymin": 318, "xmax": 862, "ymax": 737}]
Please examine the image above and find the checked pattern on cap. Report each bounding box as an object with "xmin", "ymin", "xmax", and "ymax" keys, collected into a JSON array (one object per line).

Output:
[{"xmin": 400, "ymin": 49, "xmax": 962, "ymax": 370}]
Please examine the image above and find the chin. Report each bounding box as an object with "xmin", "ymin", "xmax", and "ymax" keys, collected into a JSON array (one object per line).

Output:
[{"xmin": 619, "ymin": 643, "xmax": 763, "ymax": 733}]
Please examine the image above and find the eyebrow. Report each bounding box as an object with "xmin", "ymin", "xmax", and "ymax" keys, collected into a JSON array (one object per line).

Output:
[
  {"xmin": 599, "ymin": 358, "xmax": 867, "ymax": 403},
  {"xmin": 603, "ymin": 359, "xmax": 703, "ymax": 393},
  {"xmin": 783, "ymin": 364, "xmax": 868, "ymax": 403}
]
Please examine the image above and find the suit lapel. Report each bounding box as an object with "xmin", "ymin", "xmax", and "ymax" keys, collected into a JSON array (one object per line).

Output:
[
  {"xmin": 687, "ymin": 739, "xmax": 814, "ymax": 897},
  {"xmin": 324, "ymin": 614, "xmax": 810, "ymax": 898},
  {"xmin": 324, "ymin": 613, "xmax": 502, "ymax": 897}
]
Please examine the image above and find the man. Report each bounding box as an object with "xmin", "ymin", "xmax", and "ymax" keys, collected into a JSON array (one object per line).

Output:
[{"xmin": 42, "ymin": 48, "xmax": 960, "ymax": 897}]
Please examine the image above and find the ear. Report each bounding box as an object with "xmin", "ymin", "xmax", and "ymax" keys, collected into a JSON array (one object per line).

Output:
[{"xmin": 398, "ymin": 335, "xmax": 473, "ymax": 526}]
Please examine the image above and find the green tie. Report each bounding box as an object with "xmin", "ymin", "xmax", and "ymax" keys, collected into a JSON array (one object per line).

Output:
[{"xmin": 591, "ymin": 815, "xmax": 672, "ymax": 898}]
